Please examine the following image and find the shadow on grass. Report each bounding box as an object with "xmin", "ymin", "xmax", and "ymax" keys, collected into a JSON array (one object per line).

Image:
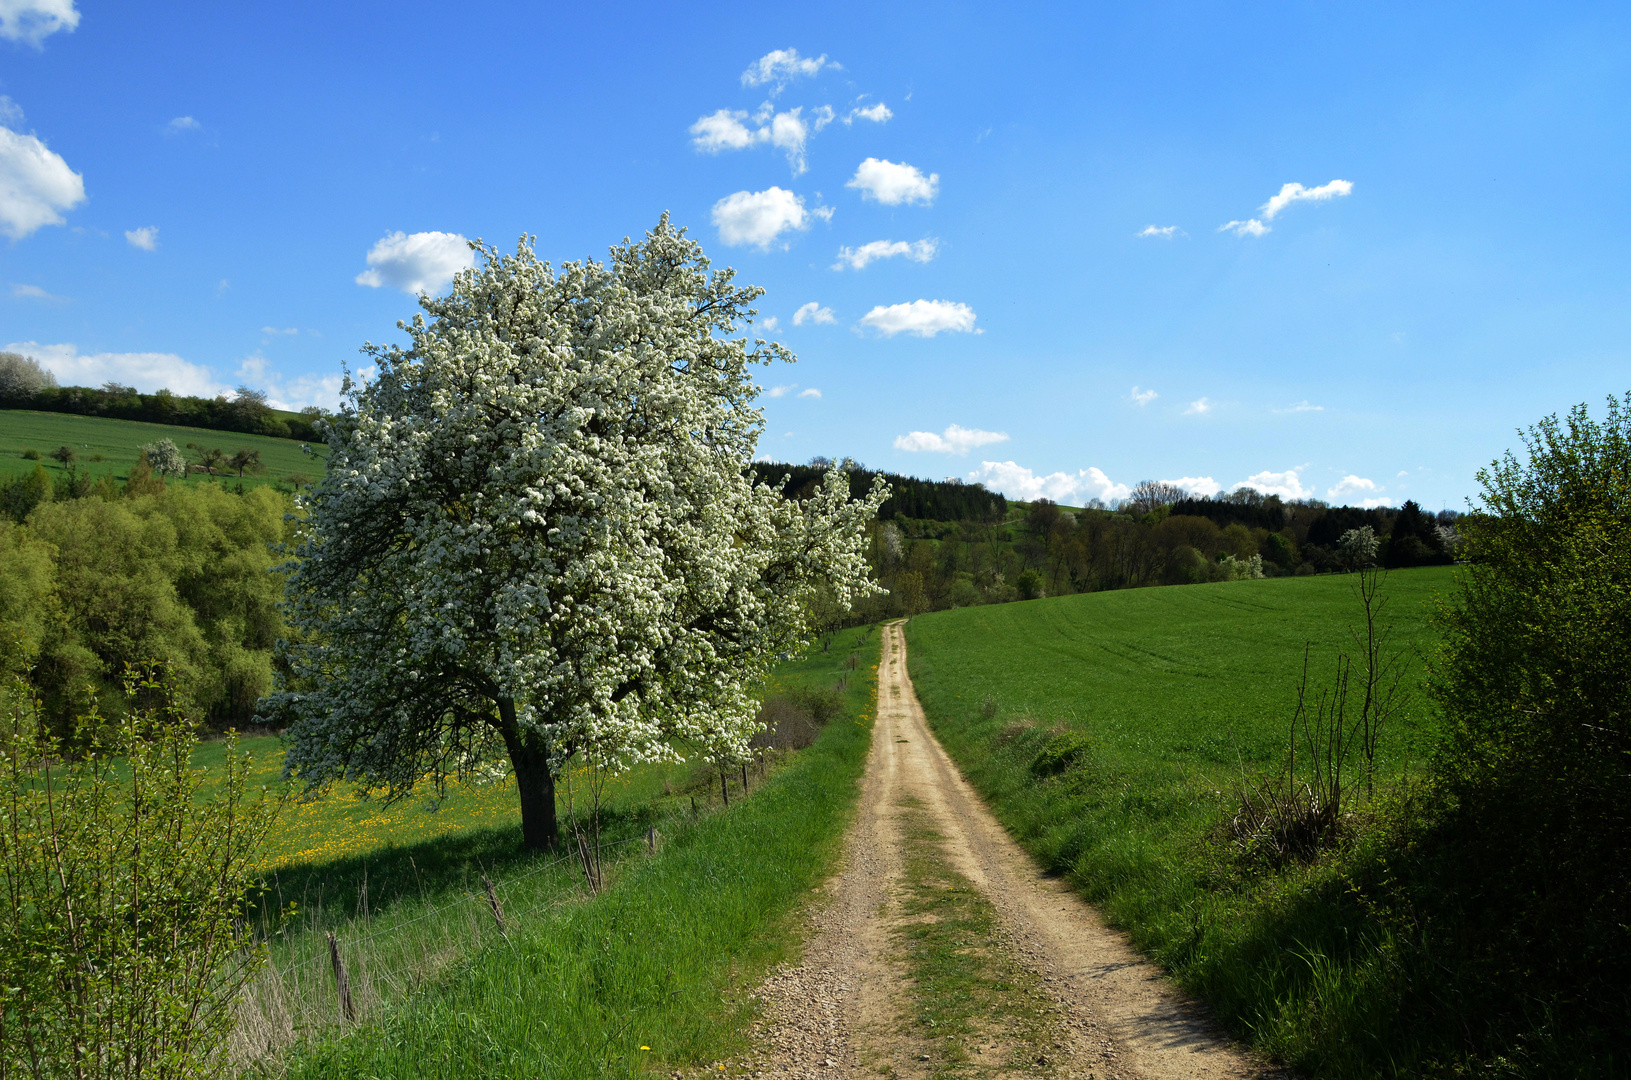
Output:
[{"xmin": 253, "ymin": 799, "xmax": 667, "ymax": 931}]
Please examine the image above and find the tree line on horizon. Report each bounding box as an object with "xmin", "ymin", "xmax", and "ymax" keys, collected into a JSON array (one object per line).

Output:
[
  {"xmin": 753, "ymin": 460, "xmax": 1460, "ymax": 625},
  {"xmin": 0, "ymin": 350, "xmax": 323, "ymax": 442}
]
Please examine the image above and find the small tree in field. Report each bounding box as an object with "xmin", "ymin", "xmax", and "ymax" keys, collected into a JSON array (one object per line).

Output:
[{"xmin": 268, "ymin": 218, "xmax": 887, "ymax": 850}]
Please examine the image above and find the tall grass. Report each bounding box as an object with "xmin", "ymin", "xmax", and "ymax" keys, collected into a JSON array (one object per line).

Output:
[{"xmin": 242, "ymin": 628, "xmax": 879, "ymax": 1078}]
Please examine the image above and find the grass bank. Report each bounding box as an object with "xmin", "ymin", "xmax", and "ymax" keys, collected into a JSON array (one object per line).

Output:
[
  {"xmin": 0, "ymin": 409, "xmax": 327, "ymax": 489},
  {"xmin": 248, "ymin": 628, "xmax": 880, "ymax": 1078},
  {"xmin": 903, "ymin": 569, "xmax": 1463, "ymax": 1077}
]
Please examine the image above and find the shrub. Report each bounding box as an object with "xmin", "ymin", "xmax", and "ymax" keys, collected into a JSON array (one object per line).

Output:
[
  {"xmin": 1030, "ymin": 730, "xmax": 1094, "ymax": 778},
  {"xmin": 19, "ymin": 449, "xmax": 39, "ymax": 461},
  {"xmin": 0, "ymin": 675, "xmax": 280, "ymax": 1078}
]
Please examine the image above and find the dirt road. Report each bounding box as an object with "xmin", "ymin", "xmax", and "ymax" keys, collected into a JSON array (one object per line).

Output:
[{"xmin": 743, "ymin": 621, "xmax": 1271, "ymax": 1080}]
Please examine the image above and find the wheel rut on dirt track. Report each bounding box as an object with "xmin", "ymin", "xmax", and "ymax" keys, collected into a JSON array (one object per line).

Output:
[{"xmin": 748, "ymin": 621, "xmax": 1273, "ymax": 1080}]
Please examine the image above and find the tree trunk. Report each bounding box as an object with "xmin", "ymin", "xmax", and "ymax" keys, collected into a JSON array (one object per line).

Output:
[{"xmin": 497, "ymin": 696, "xmax": 558, "ymax": 851}]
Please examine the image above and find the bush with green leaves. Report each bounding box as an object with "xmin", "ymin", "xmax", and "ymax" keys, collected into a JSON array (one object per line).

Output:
[
  {"xmin": 1428, "ymin": 392, "xmax": 1631, "ymax": 1052},
  {"xmin": 0, "ymin": 676, "xmax": 280, "ymax": 1078}
]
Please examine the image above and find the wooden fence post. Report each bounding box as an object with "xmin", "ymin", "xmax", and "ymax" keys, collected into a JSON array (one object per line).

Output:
[
  {"xmin": 481, "ymin": 875, "xmax": 507, "ymax": 935},
  {"xmin": 326, "ymin": 931, "xmax": 355, "ymax": 1022}
]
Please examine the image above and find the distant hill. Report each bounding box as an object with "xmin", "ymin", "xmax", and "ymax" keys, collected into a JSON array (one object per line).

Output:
[{"xmin": 0, "ymin": 382, "xmax": 322, "ymax": 441}]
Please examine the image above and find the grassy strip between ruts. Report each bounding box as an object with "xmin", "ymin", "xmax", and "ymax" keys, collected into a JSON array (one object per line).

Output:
[
  {"xmin": 903, "ymin": 569, "xmax": 1463, "ymax": 1077},
  {"xmin": 275, "ymin": 629, "xmax": 881, "ymax": 1080}
]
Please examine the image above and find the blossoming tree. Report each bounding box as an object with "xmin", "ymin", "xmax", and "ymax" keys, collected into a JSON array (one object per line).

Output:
[{"xmin": 268, "ymin": 218, "xmax": 886, "ymax": 850}]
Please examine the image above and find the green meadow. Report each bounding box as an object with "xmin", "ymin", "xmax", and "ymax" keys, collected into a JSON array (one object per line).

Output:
[
  {"xmin": 904, "ymin": 568, "xmax": 1463, "ymax": 1076},
  {"xmin": 0, "ymin": 409, "xmax": 327, "ymax": 489},
  {"xmin": 218, "ymin": 629, "xmax": 881, "ymax": 1077}
]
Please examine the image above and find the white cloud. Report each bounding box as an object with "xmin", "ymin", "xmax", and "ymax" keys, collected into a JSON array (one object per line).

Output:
[
  {"xmin": 1137, "ymin": 225, "xmax": 1182, "ymax": 239},
  {"xmin": 967, "ymin": 461, "xmax": 1131, "ymax": 505},
  {"xmin": 847, "ymin": 158, "xmax": 938, "ymax": 206},
  {"xmin": 1234, "ymin": 468, "xmax": 1312, "ymax": 500},
  {"xmin": 236, "ymin": 352, "xmax": 345, "ymax": 411},
  {"xmin": 11, "ymin": 282, "xmax": 65, "ymax": 302},
  {"xmin": 1262, "ymin": 179, "xmax": 1353, "ymax": 221},
  {"xmin": 1164, "ymin": 476, "xmax": 1221, "ymax": 497},
  {"xmin": 0, "ymin": 0, "xmax": 79, "ymax": 46},
  {"xmin": 894, "ymin": 424, "xmax": 1009, "ymax": 455},
  {"xmin": 798, "ymin": 387, "xmax": 821, "ymax": 399},
  {"xmin": 1131, "ymin": 386, "xmax": 1157, "ymax": 406},
  {"xmin": 166, "ymin": 116, "xmax": 200, "ymax": 133},
  {"xmin": 811, "ymin": 105, "xmax": 836, "ymax": 131},
  {"xmin": 690, "ymin": 109, "xmax": 759, "ymax": 151},
  {"xmin": 741, "ymin": 48, "xmax": 831, "ymax": 91},
  {"xmin": 846, "ymin": 102, "xmax": 892, "ymax": 124},
  {"xmin": 0, "ymin": 97, "xmax": 21, "ymax": 125},
  {"xmin": 832, "ymin": 238, "xmax": 937, "ymax": 270},
  {"xmin": 765, "ymin": 384, "xmax": 796, "ymax": 398},
  {"xmin": 793, "ymin": 301, "xmax": 835, "ymax": 326},
  {"xmin": 712, "ymin": 188, "xmax": 827, "ymax": 249},
  {"xmin": 1220, "ymin": 218, "xmax": 1270, "ymax": 238},
  {"xmin": 759, "ymin": 315, "xmax": 779, "ymax": 332},
  {"xmin": 1274, "ymin": 400, "xmax": 1324, "ymax": 413},
  {"xmin": 261, "ymin": 326, "xmax": 298, "ymax": 336},
  {"xmin": 1327, "ymin": 474, "xmax": 1381, "ymax": 501},
  {"xmin": 0, "ymin": 125, "xmax": 85, "ymax": 239},
  {"xmin": 859, "ymin": 299, "xmax": 977, "ymax": 338},
  {"xmin": 7, "ymin": 340, "xmax": 229, "ymax": 398},
  {"xmin": 124, "ymin": 226, "xmax": 159, "ymax": 250},
  {"xmin": 1185, "ymin": 397, "xmax": 1213, "ymax": 415},
  {"xmin": 354, "ymin": 230, "xmax": 474, "ymax": 294},
  {"xmin": 1221, "ymin": 179, "xmax": 1353, "ymax": 238}
]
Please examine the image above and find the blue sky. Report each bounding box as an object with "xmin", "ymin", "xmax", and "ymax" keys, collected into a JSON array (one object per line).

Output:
[{"xmin": 3, "ymin": 2, "xmax": 1629, "ymax": 510}]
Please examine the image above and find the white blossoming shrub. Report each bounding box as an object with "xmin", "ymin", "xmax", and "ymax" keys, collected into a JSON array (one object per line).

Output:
[{"xmin": 266, "ymin": 218, "xmax": 886, "ymax": 849}]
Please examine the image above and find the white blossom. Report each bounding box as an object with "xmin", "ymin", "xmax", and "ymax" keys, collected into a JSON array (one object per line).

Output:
[{"xmin": 267, "ymin": 217, "xmax": 886, "ymax": 848}]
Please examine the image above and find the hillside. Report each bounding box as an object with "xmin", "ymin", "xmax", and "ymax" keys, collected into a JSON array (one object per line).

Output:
[{"xmin": 0, "ymin": 409, "xmax": 327, "ymax": 491}]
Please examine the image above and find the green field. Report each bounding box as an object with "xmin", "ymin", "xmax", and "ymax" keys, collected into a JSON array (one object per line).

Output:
[
  {"xmin": 0, "ymin": 409, "xmax": 327, "ymax": 490},
  {"xmin": 218, "ymin": 629, "xmax": 882, "ymax": 1077},
  {"xmin": 905, "ymin": 568, "xmax": 1462, "ymax": 1076}
]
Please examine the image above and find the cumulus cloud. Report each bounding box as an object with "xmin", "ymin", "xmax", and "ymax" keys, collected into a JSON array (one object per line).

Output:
[
  {"xmin": 712, "ymin": 188, "xmax": 828, "ymax": 249},
  {"xmin": 859, "ymin": 299, "xmax": 977, "ymax": 338},
  {"xmin": 0, "ymin": 125, "xmax": 85, "ymax": 239},
  {"xmin": 967, "ymin": 461, "xmax": 1131, "ymax": 505},
  {"xmin": 798, "ymin": 387, "xmax": 821, "ymax": 398},
  {"xmin": 1131, "ymin": 386, "xmax": 1157, "ymax": 406},
  {"xmin": 7, "ymin": 340, "xmax": 228, "ymax": 398},
  {"xmin": 1221, "ymin": 179, "xmax": 1353, "ymax": 238},
  {"xmin": 765, "ymin": 384, "xmax": 796, "ymax": 398},
  {"xmin": 124, "ymin": 226, "xmax": 158, "ymax": 250},
  {"xmin": 1185, "ymin": 397, "xmax": 1213, "ymax": 415},
  {"xmin": 741, "ymin": 48, "xmax": 831, "ymax": 91},
  {"xmin": 1234, "ymin": 468, "xmax": 1312, "ymax": 500},
  {"xmin": 846, "ymin": 102, "xmax": 892, "ymax": 124},
  {"xmin": 1275, "ymin": 400, "xmax": 1324, "ymax": 413},
  {"xmin": 893, "ymin": 424, "xmax": 1009, "ymax": 455},
  {"xmin": 1165, "ymin": 476, "xmax": 1221, "ymax": 497},
  {"xmin": 1327, "ymin": 475, "xmax": 1381, "ymax": 501},
  {"xmin": 236, "ymin": 352, "xmax": 346, "ymax": 411},
  {"xmin": 166, "ymin": 116, "xmax": 200, "ymax": 133},
  {"xmin": 793, "ymin": 301, "xmax": 835, "ymax": 326},
  {"xmin": 354, "ymin": 230, "xmax": 474, "ymax": 294},
  {"xmin": 1263, "ymin": 179, "xmax": 1353, "ymax": 220},
  {"xmin": 688, "ymin": 106, "xmax": 811, "ymax": 172},
  {"xmin": 0, "ymin": 97, "xmax": 21, "ymax": 125},
  {"xmin": 832, "ymin": 238, "xmax": 937, "ymax": 270},
  {"xmin": 0, "ymin": 0, "xmax": 79, "ymax": 46},
  {"xmin": 847, "ymin": 158, "xmax": 938, "ymax": 205},
  {"xmin": 759, "ymin": 315, "xmax": 779, "ymax": 332},
  {"xmin": 1137, "ymin": 225, "xmax": 1182, "ymax": 239},
  {"xmin": 1219, "ymin": 218, "xmax": 1269, "ymax": 238},
  {"xmin": 11, "ymin": 282, "xmax": 66, "ymax": 302}
]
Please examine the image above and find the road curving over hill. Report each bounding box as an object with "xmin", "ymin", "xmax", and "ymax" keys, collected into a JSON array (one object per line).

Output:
[{"xmin": 741, "ymin": 620, "xmax": 1274, "ymax": 1080}]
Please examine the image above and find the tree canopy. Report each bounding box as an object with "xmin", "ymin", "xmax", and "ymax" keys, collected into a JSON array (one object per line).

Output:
[{"xmin": 269, "ymin": 219, "xmax": 886, "ymax": 849}]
